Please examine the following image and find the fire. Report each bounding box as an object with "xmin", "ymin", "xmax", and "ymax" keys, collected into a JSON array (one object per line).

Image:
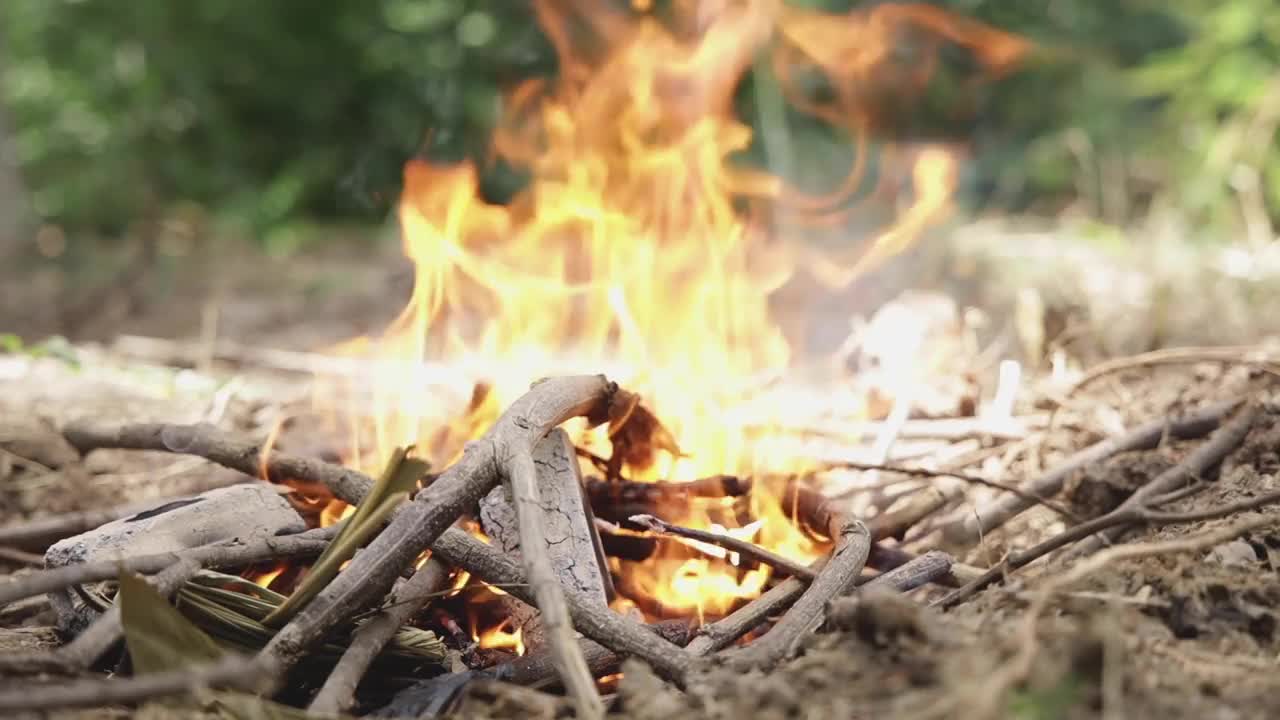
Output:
[
  {"xmin": 475, "ymin": 619, "xmax": 525, "ymax": 657},
  {"xmin": 313, "ymin": 1, "xmax": 1029, "ymax": 622}
]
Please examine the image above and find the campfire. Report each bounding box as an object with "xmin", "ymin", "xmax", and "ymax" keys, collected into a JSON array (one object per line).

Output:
[
  {"xmin": 4, "ymin": 1, "xmax": 1280, "ymax": 719},
  {"xmin": 297, "ymin": 0, "xmax": 1027, "ymax": 640}
]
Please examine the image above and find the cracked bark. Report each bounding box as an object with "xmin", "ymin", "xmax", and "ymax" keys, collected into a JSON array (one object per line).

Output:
[{"xmin": 480, "ymin": 428, "xmax": 611, "ymax": 651}]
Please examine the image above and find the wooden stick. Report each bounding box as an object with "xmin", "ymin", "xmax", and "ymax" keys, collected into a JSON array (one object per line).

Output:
[
  {"xmin": 1070, "ymin": 402, "xmax": 1260, "ymax": 555},
  {"xmin": 829, "ymin": 463, "xmax": 1083, "ymax": 525},
  {"xmin": 722, "ymin": 520, "xmax": 871, "ymax": 670},
  {"xmin": 57, "ymin": 558, "xmax": 202, "ymax": 669},
  {"xmin": 1068, "ymin": 346, "xmax": 1280, "ymax": 396},
  {"xmin": 381, "ymin": 621, "xmax": 695, "ymax": 718},
  {"xmin": 0, "ymin": 527, "xmax": 334, "ymax": 608},
  {"xmin": 943, "ymin": 398, "xmax": 1239, "ymax": 546},
  {"xmin": 308, "ymin": 558, "xmax": 451, "ymax": 716},
  {"xmin": 685, "ymin": 568, "xmax": 818, "ymax": 656},
  {"xmin": 0, "ymin": 546, "xmax": 46, "ymax": 565},
  {"xmin": 0, "ymin": 502, "xmax": 160, "ymax": 552},
  {"xmin": 509, "ymin": 424, "xmax": 609, "ymax": 718},
  {"xmin": 627, "ymin": 513, "xmax": 816, "ymax": 582},
  {"xmin": 430, "ymin": 526, "xmax": 695, "ymax": 682},
  {"xmin": 63, "ymin": 420, "xmax": 374, "ymax": 510},
  {"xmin": 0, "ymin": 655, "xmax": 267, "ymax": 713},
  {"xmin": 937, "ymin": 407, "xmax": 1271, "ymax": 609},
  {"xmin": 856, "ymin": 550, "xmax": 956, "ymax": 593},
  {"xmin": 866, "ymin": 487, "xmax": 952, "ymax": 542},
  {"xmin": 254, "ymin": 376, "xmax": 615, "ymax": 711}
]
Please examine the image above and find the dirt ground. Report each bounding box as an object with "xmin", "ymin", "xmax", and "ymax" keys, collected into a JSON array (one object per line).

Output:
[{"xmin": 2, "ymin": 228, "xmax": 1279, "ymax": 719}]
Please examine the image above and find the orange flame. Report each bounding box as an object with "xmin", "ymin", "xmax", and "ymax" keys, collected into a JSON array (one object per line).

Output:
[{"xmin": 315, "ymin": 1, "xmax": 1030, "ymax": 615}]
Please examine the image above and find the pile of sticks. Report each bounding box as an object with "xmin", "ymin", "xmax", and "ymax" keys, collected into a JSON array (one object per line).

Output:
[{"xmin": 0, "ymin": 373, "xmax": 1275, "ymax": 718}]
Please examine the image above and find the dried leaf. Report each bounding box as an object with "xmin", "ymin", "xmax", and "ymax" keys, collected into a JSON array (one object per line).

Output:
[
  {"xmin": 262, "ymin": 490, "xmax": 410, "ymax": 627},
  {"xmin": 118, "ymin": 571, "xmax": 224, "ymax": 675}
]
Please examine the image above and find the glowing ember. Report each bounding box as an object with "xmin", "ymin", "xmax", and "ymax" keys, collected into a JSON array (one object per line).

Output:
[{"xmin": 312, "ymin": 1, "xmax": 1030, "ymax": 628}]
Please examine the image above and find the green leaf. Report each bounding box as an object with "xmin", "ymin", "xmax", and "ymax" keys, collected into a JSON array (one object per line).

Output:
[{"xmin": 118, "ymin": 571, "xmax": 225, "ymax": 675}]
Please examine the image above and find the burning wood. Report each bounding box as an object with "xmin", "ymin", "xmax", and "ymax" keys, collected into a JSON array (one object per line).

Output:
[
  {"xmin": 7, "ymin": 0, "xmax": 1279, "ymax": 715},
  {"xmin": 479, "ymin": 428, "xmax": 613, "ymax": 651}
]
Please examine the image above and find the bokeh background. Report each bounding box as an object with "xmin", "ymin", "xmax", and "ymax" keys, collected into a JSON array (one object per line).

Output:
[{"xmin": 1, "ymin": 0, "xmax": 1277, "ymax": 352}]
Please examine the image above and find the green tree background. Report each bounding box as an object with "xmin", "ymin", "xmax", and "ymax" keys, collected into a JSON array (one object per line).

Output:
[{"xmin": 1, "ymin": 0, "xmax": 1277, "ymax": 252}]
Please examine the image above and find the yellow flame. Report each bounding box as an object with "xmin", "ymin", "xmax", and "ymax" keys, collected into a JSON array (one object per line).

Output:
[{"xmin": 315, "ymin": 0, "xmax": 1029, "ymax": 618}]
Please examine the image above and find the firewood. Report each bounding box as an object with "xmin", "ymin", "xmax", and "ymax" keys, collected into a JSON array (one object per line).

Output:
[
  {"xmin": 254, "ymin": 375, "xmax": 617, "ymax": 720},
  {"xmin": 721, "ymin": 520, "xmax": 871, "ymax": 670},
  {"xmin": 480, "ymin": 428, "xmax": 612, "ymax": 651},
  {"xmin": 309, "ymin": 558, "xmax": 452, "ymax": 716}
]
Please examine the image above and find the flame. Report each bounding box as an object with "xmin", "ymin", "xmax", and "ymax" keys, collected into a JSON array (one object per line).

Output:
[
  {"xmin": 474, "ymin": 618, "xmax": 525, "ymax": 657},
  {"xmin": 247, "ymin": 563, "xmax": 287, "ymax": 590},
  {"xmin": 314, "ymin": 1, "xmax": 1029, "ymax": 616}
]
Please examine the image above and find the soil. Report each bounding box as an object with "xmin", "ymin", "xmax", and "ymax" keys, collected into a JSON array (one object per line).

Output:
[{"xmin": 2, "ymin": 235, "xmax": 1279, "ymax": 719}]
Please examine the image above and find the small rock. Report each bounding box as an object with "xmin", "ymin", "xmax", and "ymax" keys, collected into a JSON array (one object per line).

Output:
[{"xmin": 1207, "ymin": 539, "xmax": 1258, "ymax": 568}]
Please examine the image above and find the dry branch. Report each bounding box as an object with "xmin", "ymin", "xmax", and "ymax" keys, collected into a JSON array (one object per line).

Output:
[
  {"xmin": 430, "ymin": 526, "xmax": 695, "ymax": 681},
  {"xmin": 857, "ymin": 550, "xmax": 957, "ymax": 593},
  {"xmin": 62, "ymin": 420, "xmax": 374, "ymax": 509},
  {"xmin": 1070, "ymin": 401, "xmax": 1260, "ymax": 555},
  {"xmin": 937, "ymin": 404, "xmax": 1271, "ymax": 609},
  {"xmin": 1068, "ymin": 346, "xmax": 1280, "ymax": 396},
  {"xmin": 0, "ymin": 527, "xmax": 334, "ymax": 608},
  {"xmin": 0, "ymin": 502, "xmax": 158, "ymax": 552},
  {"xmin": 943, "ymin": 398, "xmax": 1239, "ymax": 546},
  {"xmin": 308, "ymin": 558, "xmax": 451, "ymax": 716},
  {"xmin": 683, "ymin": 544, "xmax": 949, "ymax": 657},
  {"xmin": 254, "ymin": 375, "xmax": 615, "ymax": 719},
  {"xmin": 722, "ymin": 520, "xmax": 871, "ymax": 670},
  {"xmin": 58, "ymin": 558, "xmax": 202, "ymax": 668},
  {"xmin": 628, "ymin": 513, "xmax": 816, "ymax": 582},
  {"xmin": 0, "ymin": 655, "xmax": 267, "ymax": 714}
]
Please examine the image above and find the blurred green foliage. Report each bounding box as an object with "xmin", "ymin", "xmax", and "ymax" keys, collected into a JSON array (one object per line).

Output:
[{"xmin": 0, "ymin": 0, "xmax": 1277, "ymax": 244}]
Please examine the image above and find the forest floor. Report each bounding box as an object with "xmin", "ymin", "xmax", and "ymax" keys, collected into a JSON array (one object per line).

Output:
[{"xmin": 1, "ymin": 220, "xmax": 1279, "ymax": 719}]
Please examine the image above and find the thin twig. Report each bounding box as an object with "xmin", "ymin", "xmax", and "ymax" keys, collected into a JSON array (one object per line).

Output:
[
  {"xmin": 0, "ymin": 655, "xmax": 268, "ymax": 713},
  {"xmin": 62, "ymin": 420, "xmax": 374, "ymax": 513},
  {"xmin": 826, "ymin": 461, "xmax": 1082, "ymax": 525},
  {"xmin": 0, "ymin": 527, "xmax": 334, "ymax": 608},
  {"xmin": 936, "ymin": 409, "xmax": 1272, "ymax": 609},
  {"xmin": 0, "ymin": 546, "xmax": 46, "ymax": 565},
  {"xmin": 1071, "ymin": 402, "xmax": 1260, "ymax": 555},
  {"xmin": 628, "ymin": 514, "xmax": 816, "ymax": 581},
  {"xmin": 0, "ymin": 501, "xmax": 161, "ymax": 551},
  {"xmin": 308, "ymin": 558, "xmax": 451, "ymax": 716},
  {"xmin": 58, "ymin": 558, "xmax": 202, "ymax": 669},
  {"xmin": 722, "ymin": 520, "xmax": 871, "ymax": 670},
  {"xmin": 1068, "ymin": 346, "xmax": 1280, "ymax": 397},
  {"xmin": 943, "ymin": 398, "xmax": 1240, "ymax": 546}
]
